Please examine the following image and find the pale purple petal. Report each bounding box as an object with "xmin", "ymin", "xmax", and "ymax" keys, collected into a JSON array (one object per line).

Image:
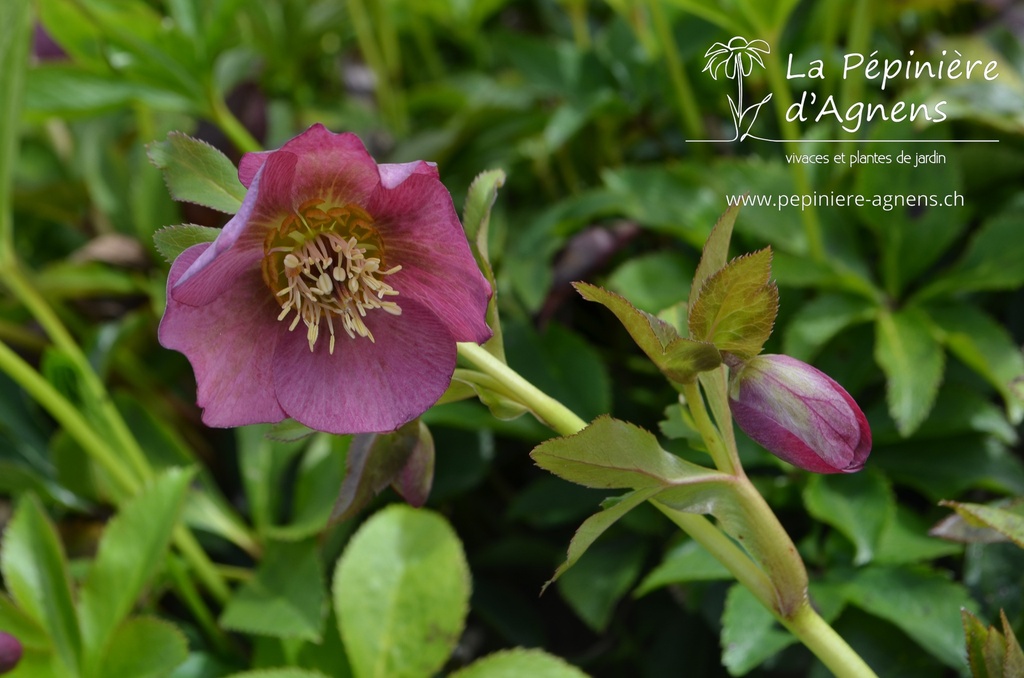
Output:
[
  {"xmin": 366, "ymin": 173, "xmax": 492, "ymax": 343},
  {"xmin": 159, "ymin": 244, "xmax": 286, "ymax": 426},
  {"xmin": 272, "ymin": 298, "xmax": 456, "ymax": 434},
  {"xmin": 238, "ymin": 150, "xmax": 272, "ymax": 188},
  {"xmin": 378, "ymin": 160, "xmax": 438, "ymax": 189}
]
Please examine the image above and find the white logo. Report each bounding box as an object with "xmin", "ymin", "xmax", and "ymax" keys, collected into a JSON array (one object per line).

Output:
[{"xmin": 695, "ymin": 37, "xmax": 773, "ymax": 142}]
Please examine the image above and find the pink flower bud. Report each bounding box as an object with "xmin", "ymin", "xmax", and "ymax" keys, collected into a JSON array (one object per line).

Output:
[
  {"xmin": 727, "ymin": 354, "xmax": 871, "ymax": 473},
  {"xmin": 0, "ymin": 631, "xmax": 22, "ymax": 675}
]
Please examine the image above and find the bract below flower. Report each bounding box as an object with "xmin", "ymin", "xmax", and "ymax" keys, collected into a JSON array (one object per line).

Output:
[
  {"xmin": 159, "ymin": 124, "xmax": 492, "ymax": 434},
  {"xmin": 728, "ymin": 354, "xmax": 871, "ymax": 474}
]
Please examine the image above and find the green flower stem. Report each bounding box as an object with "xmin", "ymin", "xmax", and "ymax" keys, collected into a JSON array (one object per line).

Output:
[
  {"xmin": 681, "ymin": 381, "xmax": 740, "ymax": 476},
  {"xmin": 208, "ymin": 91, "xmax": 261, "ymax": 155},
  {"xmin": 457, "ymin": 341, "xmax": 876, "ymax": 677},
  {"xmin": 167, "ymin": 555, "xmax": 234, "ymax": 656},
  {"xmin": 347, "ymin": 0, "xmax": 406, "ymax": 134},
  {"xmin": 173, "ymin": 525, "xmax": 231, "ymax": 604},
  {"xmin": 647, "ymin": 0, "xmax": 704, "ymax": 141},
  {"xmin": 0, "ymin": 339, "xmax": 137, "ymax": 499},
  {"xmin": 457, "ymin": 342, "xmax": 588, "ymax": 433}
]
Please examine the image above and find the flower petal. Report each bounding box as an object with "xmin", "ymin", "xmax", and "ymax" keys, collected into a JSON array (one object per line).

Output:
[
  {"xmin": 272, "ymin": 298, "xmax": 456, "ymax": 434},
  {"xmin": 378, "ymin": 160, "xmax": 438, "ymax": 189},
  {"xmin": 159, "ymin": 243, "xmax": 287, "ymax": 427},
  {"xmin": 367, "ymin": 173, "xmax": 492, "ymax": 344}
]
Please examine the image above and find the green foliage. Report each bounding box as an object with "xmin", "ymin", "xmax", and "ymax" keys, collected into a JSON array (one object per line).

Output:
[
  {"xmin": 333, "ymin": 505, "xmax": 470, "ymax": 678},
  {"xmin": 147, "ymin": 133, "xmax": 246, "ymax": 213}
]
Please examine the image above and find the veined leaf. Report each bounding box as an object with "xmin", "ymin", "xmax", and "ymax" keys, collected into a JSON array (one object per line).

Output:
[
  {"xmin": 147, "ymin": 132, "xmax": 245, "ymax": 213},
  {"xmin": 874, "ymin": 307, "xmax": 944, "ymax": 437}
]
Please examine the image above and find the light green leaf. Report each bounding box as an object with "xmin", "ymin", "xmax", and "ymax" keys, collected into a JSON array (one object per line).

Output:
[
  {"xmin": 803, "ymin": 471, "xmax": 895, "ymax": 566},
  {"xmin": 219, "ymin": 540, "xmax": 326, "ymax": 641},
  {"xmin": 23, "ymin": 66, "xmax": 193, "ymax": 120},
  {"xmin": 842, "ymin": 565, "xmax": 974, "ymax": 670},
  {"xmin": 938, "ymin": 499, "xmax": 1024, "ymax": 548},
  {"xmin": 874, "ymin": 506, "xmax": 963, "ymax": 565},
  {"xmin": 99, "ymin": 617, "xmax": 188, "ymax": 678},
  {"xmin": 153, "ymin": 224, "xmax": 222, "ymax": 264},
  {"xmin": 449, "ymin": 648, "xmax": 590, "ymax": 678},
  {"xmin": 78, "ymin": 468, "xmax": 194, "ymax": 669},
  {"xmin": 607, "ymin": 251, "xmax": 694, "ymax": 314},
  {"xmin": 0, "ymin": 592, "xmax": 48, "ymax": 650},
  {"xmin": 574, "ymin": 283, "xmax": 721, "ymax": 383},
  {"xmin": 265, "ymin": 435, "xmax": 345, "ymax": 541},
  {"xmin": 721, "ymin": 584, "xmax": 795, "ymax": 676},
  {"xmin": 462, "ymin": 169, "xmax": 506, "ymax": 359},
  {"xmin": 874, "ymin": 307, "xmax": 944, "ymax": 437},
  {"xmin": 530, "ymin": 415, "xmax": 729, "ymax": 491},
  {"xmin": 0, "ymin": 495, "xmax": 81, "ymax": 674},
  {"xmin": 543, "ymin": 487, "xmax": 662, "ymax": 593},
  {"xmin": 224, "ymin": 670, "xmax": 330, "ymax": 678},
  {"xmin": 334, "ymin": 505, "xmax": 469, "ymax": 678},
  {"xmin": 237, "ymin": 425, "xmax": 305, "ymax": 537},
  {"xmin": 147, "ymin": 132, "xmax": 246, "ymax": 213},
  {"xmin": 688, "ymin": 249, "xmax": 778, "ymax": 360},
  {"xmin": 0, "ymin": 0, "xmax": 31, "ymax": 257}
]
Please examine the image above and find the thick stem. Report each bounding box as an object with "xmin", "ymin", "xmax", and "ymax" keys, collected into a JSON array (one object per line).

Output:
[
  {"xmin": 208, "ymin": 92, "xmax": 261, "ymax": 155},
  {"xmin": 681, "ymin": 381, "xmax": 740, "ymax": 475},
  {"xmin": 782, "ymin": 603, "xmax": 878, "ymax": 678}
]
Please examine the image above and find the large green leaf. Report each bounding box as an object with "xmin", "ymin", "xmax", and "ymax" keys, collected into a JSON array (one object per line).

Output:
[
  {"xmin": 803, "ymin": 471, "xmax": 895, "ymax": 566},
  {"xmin": 633, "ymin": 539, "xmax": 731, "ymax": 597},
  {"xmin": 220, "ymin": 539, "xmax": 326, "ymax": 641},
  {"xmin": 0, "ymin": 495, "xmax": 81, "ymax": 675},
  {"xmin": 237, "ymin": 425, "xmax": 306, "ymax": 537},
  {"xmin": 530, "ymin": 416, "xmax": 729, "ymax": 492},
  {"xmin": 927, "ymin": 302, "xmax": 1024, "ymax": 425},
  {"xmin": 333, "ymin": 505, "xmax": 470, "ymax": 678},
  {"xmin": 98, "ymin": 617, "xmax": 188, "ymax": 678},
  {"xmin": 265, "ymin": 434, "xmax": 345, "ymax": 541},
  {"xmin": 688, "ymin": 249, "xmax": 778, "ymax": 360},
  {"xmin": 783, "ymin": 293, "xmax": 877, "ymax": 362},
  {"xmin": 557, "ymin": 535, "xmax": 647, "ymax": 632},
  {"xmin": 147, "ymin": 132, "xmax": 246, "ymax": 213},
  {"xmin": 78, "ymin": 468, "xmax": 194, "ymax": 670},
  {"xmin": 449, "ymin": 648, "xmax": 590, "ymax": 678},
  {"xmin": 842, "ymin": 565, "xmax": 974, "ymax": 670},
  {"xmin": 874, "ymin": 307, "xmax": 944, "ymax": 437}
]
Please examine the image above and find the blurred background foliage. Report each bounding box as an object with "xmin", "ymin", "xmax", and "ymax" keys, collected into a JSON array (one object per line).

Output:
[{"xmin": 3, "ymin": 0, "xmax": 1024, "ymax": 676}]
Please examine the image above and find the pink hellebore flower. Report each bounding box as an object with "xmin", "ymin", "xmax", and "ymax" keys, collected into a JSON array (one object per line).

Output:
[
  {"xmin": 159, "ymin": 124, "xmax": 492, "ymax": 434},
  {"xmin": 728, "ymin": 354, "xmax": 871, "ymax": 474}
]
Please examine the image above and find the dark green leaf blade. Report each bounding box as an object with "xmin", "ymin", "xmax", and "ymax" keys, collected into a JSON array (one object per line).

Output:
[
  {"xmin": 99, "ymin": 617, "xmax": 188, "ymax": 678},
  {"xmin": 803, "ymin": 471, "xmax": 895, "ymax": 566}
]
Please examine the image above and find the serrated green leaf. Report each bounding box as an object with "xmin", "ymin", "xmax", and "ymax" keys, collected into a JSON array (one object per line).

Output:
[
  {"xmin": 530, "ymin": 415, "xmax": 728, "ymax": 491},
  {"xmin": 938, "ymin": 500, "xmax": 1024, "ymax": 548},
  {"xmin": 1003, "ymin": 609, "xmax": 1024, "ymax": 677},
  {"xmin": 962, "ymin": 609, "xmax": 993, "ymax": 678},
  {"xmin": 574, "ymin": 283, "xmax": 721, "ymax": 383},
  {"xmin": 449, "ymin": 648, "xmax": 590, "ymax": 678},
  {"xmin": 842, "ymin": 565, "xmax": 973, "ymax": 669},
  {"xmin": 688, "ymin": 248, "xmax": 778, "ymax": 360},
  {"xmin": 927, "ymin": 302, "xmax": 1024, "ymax": 425},
  {"xmin": 803, "ymin": 470, "xmax": 895, "ymax": 566},
  {"xmin": 0, "ymin": 495, "xmax": 81, "ymax": 674},
  {"xmin": 153, "ymin": 224, "xmax": 222, "ymax": 264},
  {"xmin": 721, "ymin": 583, "xmax": 796, "ymax": 676},
  {"xmin": 334, "ymin": 505, "xmax": 469, "ymax": 678},
  {"xmin": 78, "ymin": 468, "xmax": 195, "ymax": 670},
  {"xmin": 462, "ymin": 169, "xmax": 506, "ymax": 359},
  {"xmin": 220, "ymin": 540, "xmax": 326, "ymax": 641},
  {"xmin": 874, "ymin": 307, "xmax": 944, "ymax": 437},
  {"xmin": 99, "ymin": 617, "xmax": 188, "ymax": 678},
  {"xmin": 688, "ymin": 204, "xmax": 740, "ymax": 312},
  {"xmin": 543, "ymin": 487, "xmax": 661, "ymax": 593},
  {"xmin": 147, "ymin": 132, "xmax": 246, "ymax": 213}
]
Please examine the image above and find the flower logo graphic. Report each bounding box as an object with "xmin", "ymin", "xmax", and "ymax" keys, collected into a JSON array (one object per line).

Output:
[{"xmin": 700, "ymin": 37, "xmax": 773, "ymax": 141}]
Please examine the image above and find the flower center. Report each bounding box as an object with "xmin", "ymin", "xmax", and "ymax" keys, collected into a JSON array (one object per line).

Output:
[{"xmin": 261, "ymin": 198, "xmax": 401, "ymax": 353}]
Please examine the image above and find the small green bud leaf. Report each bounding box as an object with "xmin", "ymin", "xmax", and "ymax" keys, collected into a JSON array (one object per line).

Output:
[
  {"xmin": 574, "ymin": 283, "xmax": 721, "ymax": 383},
  {"xmin": 688, "ymin": 248, "xmax": 778, "ymax": 359},
  {"xmin": 153, "ymin": 224, "xmax": 221, "ymax": 263},
  {"xmin": 462, "ymin": 169, "xmax": 507, "ymax": 360},
  {"xmin": 689, "ymin": 204, "xmax": 740, "ymax": 313},
  {"xmin": 147, "ymin": 132, "xmax": 246, "ymax": 214}
]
